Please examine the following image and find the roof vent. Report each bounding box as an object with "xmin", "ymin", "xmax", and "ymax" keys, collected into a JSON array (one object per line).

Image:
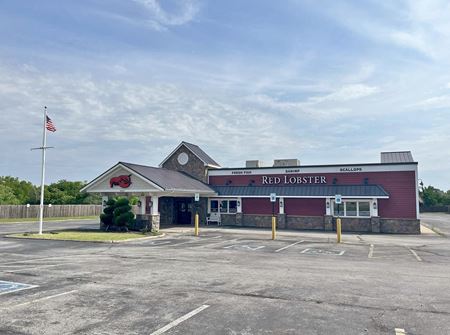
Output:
[
  {"xmin": 246, "ymin": 160, "xmax": 263, "ymax": 168},
  {"xmin": 380, "ymin": 151, "xmax": 414, "ymax": 163},
  {"xmin": 273, "ymin": 159, "xmax": 300, "ymax": 167}
]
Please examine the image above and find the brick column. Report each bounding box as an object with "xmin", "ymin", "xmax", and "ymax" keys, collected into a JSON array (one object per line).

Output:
[
  {"xmin": 151, "ymin": 214, "xmax": 160, "ymax": 231},
  {"xmin": 324, "ymin": 215, "xmax": 333, "ymax": 231},
  {"xmin": 371, "ymin": 216, "xmax": 380, "ymax": 233},
  {"xmin": 236, "ymin": 213, "xmax": 243, "ymax": 226},
  {"xmin": 277, "ymin": 213, "xmax": 287, "ymax": 229}
]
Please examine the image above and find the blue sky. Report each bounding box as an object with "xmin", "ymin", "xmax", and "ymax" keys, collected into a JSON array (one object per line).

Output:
[{"xmin": 0, "ymin": 0, "xmax": 449, "ymax": 190}]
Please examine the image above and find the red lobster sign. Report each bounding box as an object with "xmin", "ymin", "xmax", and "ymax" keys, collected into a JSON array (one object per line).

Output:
[{"xmin": 110, "ymin": 174, "xmax": 132, "ymax": 188}]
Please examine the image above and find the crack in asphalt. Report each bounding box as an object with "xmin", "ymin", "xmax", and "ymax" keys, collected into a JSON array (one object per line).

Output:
[{"xmin": 195, "ymin": 289, "xmax": 450, "ymax": 316}]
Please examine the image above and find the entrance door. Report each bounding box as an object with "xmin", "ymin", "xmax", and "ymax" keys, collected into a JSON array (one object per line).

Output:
[{"xmin": 175, "ymin": 198, "xmax": 192, "ymax": 225}]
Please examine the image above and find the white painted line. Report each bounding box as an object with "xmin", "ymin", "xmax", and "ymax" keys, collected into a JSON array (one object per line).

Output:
[
  {"xmin": 4, "ymin": 264, "xmax": 63, "ymax": 273},
  {"xmin": 275, "ymin": 240, "xmax": 304, "ymax": 253},
  {"xmin": 8, "ymin": 290, "xmax": 78, "ymax": 309},
  {"xmin": 338, "ymin": 250, "xmax": 345, "ymax": 256},
  {"xmin": 149, "ymin": 304, "xmax": 210, "ymax": 335},
  {"xmin": 175, "ymin": 236, "xmax": 222, "ymax": 246},
  {"xmin": 196, "ymin": 238, "xmax": 239, "ymax": 248},
  {"xmin": 300, "ymin": 248, "xmax": 311, "ymax": 254},
  {"xmin": 223, "ymin": 245, "xmax": 265, "ymax": 251},
  {"xmin": 395, "ymin": 327, "xmax": 406, "ymax": 335},
  {"xmin": 368, "ymin": 244, "xmax": 374, "ymax": 258},
  {"xmin": 407, "ymin": 248, "xmax": 422, "ymax": 262}
]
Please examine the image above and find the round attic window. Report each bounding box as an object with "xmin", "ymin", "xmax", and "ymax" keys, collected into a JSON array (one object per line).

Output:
[{"xmin": 177, "ymin": 152, "xmax": 189, "ymax": 165}]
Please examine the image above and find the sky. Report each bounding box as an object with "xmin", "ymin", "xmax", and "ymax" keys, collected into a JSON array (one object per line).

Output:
[{"xmin": 0, "ymin": 0, "xmax": 449, "ymax": 190}]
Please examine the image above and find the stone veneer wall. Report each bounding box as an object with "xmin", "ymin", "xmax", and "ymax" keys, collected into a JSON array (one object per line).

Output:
[
  {"xmin": 286, "ymin": 216, "xmax": 324, "ymax": 230},
  {"xmin": 380, "ymin": 218, "xmax": 420, "ymax": 234},
  {"xmin": 334, "ymin": 217, "xmax": 372, "ymax": 232},
  {"xmin": 161, "ymin": 145, "xmax": 208, "ymax": 182},
  {"xmin": 203, "ymin": 212, "xmax": 420, "ymax": 234}
]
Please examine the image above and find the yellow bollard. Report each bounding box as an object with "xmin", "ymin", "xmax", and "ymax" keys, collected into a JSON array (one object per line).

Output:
[
  {"xmin": 336, "ymin": 217, "xmax": 342, "ymax": 243},
  {"xmin": 194, "ymin": 213, "xmax": 199, "ymax": 236},
  {"xmin": 272, "ymin": 216, "xmax": 276, "ymax": 240}
]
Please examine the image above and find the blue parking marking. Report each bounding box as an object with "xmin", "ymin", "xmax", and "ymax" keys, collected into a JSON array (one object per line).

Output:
[{"xmin": 0, "ymin": 280, "xmax": 38, "ymax": 295}]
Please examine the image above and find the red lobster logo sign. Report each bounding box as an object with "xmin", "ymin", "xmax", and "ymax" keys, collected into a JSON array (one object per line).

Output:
[{"xmin": 110, "ymin": 175, "xmax": 132, "ymax": 188}]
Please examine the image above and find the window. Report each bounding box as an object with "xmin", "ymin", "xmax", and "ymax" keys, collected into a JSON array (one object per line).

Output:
[
  {"xmin": 358, "ymin": 202, "xmax": 370, "ymax": 217},
  {"xmin": 209, "ymin": 199, "xmax": 238, "ymax": 214},
  {"xmin": 333, "ymin": 202, "xmax": 344, "ymax": 216},
  {"xmin": 229, "ymin": 200, "xmax": 237, "ymax": 213},
  {"xmin": 346, "ymin": 202, "xmax": 357, "ymax": 216},
  {"xmin": 210, "ymin": 200, "xmax": 219, "ymax": 213},
  {"xmin": 220, "ymin": 200, "xmax": 228, "ymax": 213},
  {"xmin": 333, "ymin": 200, "xmax": 372, "ymax": 217}
]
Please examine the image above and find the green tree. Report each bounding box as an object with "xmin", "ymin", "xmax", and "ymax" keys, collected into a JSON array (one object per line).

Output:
[
  {"xmin": 0, "ymin": 184, "xmax": 20, "ymax": 204},
  {"xmin": 0, "ymin": 176, "xmax": 38, "ymax": 204},
  {"xmin": 421, "ymin": 186, "xmax": 447, "ymax": 207},
  {"xmin": 45, "ymin": 180, "xmax": 101, "ymax": 205}
]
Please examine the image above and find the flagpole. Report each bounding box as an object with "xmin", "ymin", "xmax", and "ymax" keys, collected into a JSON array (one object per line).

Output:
[{"xmin": 38, "ymin": 106, "xmax": 48, "ymax": 235}]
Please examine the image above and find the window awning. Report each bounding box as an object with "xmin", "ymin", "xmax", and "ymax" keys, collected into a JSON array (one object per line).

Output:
[{"xmin": 211, "ymin": 185, "xmax": 389, "ymax": 199}]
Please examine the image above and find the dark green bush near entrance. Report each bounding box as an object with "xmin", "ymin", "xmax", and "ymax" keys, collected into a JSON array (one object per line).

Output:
[
  {"xmin": 100, "ymin": 199, "xmax": 116, "ymax": 229},
  {"xmin": 100, "ymin": 198, "xmax": 135, "ymax": 231},
  {"xmin": 113, "ymin": 198, "xmax": 135, "ymax": 231}
]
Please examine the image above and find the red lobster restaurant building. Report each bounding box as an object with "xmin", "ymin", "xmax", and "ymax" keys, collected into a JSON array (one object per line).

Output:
[{"xmin": 82, "ymin": 142, "xmax": 420, "ymax": 234}]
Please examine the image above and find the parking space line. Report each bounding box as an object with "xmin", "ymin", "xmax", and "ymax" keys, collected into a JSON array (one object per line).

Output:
[
  {"xmin": 196, "ymin": 238, "xmax": 239, "ymax": 248},
  {"xmin": 7, "ymin": 290, "xmax": 78, "ymax": 309},
  {"xmin": 274, "ymin": 240, "xmax": 304, "ymax": 253},
  {"xmin": 3, "ymin": 264, "xmax": 63, "ymax": 273},
  {"xmin": 395, "ymin": 328, "xmax": 406, "ymax": 335},
  {"xmin": 149, "ymin": 304, "xmax": 210, "ymax": 335},
  {"xmin": 368, "ymin": 244, "xmax": 374, "ymax": 258},
  {"xmin": 175, "ymin": 236, "xmax": 222, "ymax": 246},
  {"xmin": 407, "ymin": 247, "xmax": 422, "ymax": 262}
]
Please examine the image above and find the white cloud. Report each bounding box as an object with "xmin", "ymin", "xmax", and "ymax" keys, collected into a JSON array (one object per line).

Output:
[
  {"xmin": 309, "ymin": 84, "xmax": 379, "ymax": 103},
  {"xmin": 414, "ymin": 95, "xmax": 450, "ymax": 109},
  {"xmin": 317, "ymin": 1, "xmax": 450, "ymax": 59},
  {"xmin": 133, "ymin": 0, "xmax": 200, "ymax": 29}
]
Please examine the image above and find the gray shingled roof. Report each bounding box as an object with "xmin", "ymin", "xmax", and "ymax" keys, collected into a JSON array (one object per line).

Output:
[
  {"xmin": 182, "ymin": 142, "xmax": 220, "ymax": 167},
  {"xmin": 121, "ymin": 162, "xmax": 215, "ymax": 193},
  {"xmin": 212, "ymin": 185, "xmax": 389, "ymax": 198},
  {"xmin": 381, "ymin": 151, "xmax": 414, "ymax": 163}
]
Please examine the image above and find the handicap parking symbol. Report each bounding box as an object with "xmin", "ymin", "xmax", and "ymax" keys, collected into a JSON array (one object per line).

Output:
[{"xmin": 0, "ymin": 280, "xmax": 38, "ymax": 295}]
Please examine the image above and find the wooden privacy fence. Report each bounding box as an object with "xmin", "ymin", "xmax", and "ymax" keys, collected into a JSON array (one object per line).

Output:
[{"xmin": 0, "ymin": 205, "xmax": 102, "ymax": 219}]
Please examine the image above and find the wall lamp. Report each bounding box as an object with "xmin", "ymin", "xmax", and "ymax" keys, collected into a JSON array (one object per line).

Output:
[{"xmin": 137, "ymin": 200, "xmax": 142, "ymax": 207}]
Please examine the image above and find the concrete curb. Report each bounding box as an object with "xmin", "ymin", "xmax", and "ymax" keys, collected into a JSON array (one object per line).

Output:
[
  {"xmin": 4, "ymin": 232, "xmax": 166, "ymax": 244},
  {"xmin": 421, "ymin": 223, "xmax": 447, "ymax": 238}
]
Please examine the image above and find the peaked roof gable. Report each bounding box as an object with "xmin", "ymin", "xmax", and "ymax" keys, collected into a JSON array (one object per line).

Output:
[
  {"xmin": 159, "ymin": 141, "xmax": 220, "ymax": 167},
  {"xmin": 81, "ymin": 162, "xmax": 216, "ymax": 194}
]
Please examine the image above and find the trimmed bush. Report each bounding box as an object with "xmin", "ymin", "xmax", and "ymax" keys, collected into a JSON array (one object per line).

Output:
[
  {"xmin": 100, "ymin": 199, "xmax": 116, "ymax": 229},
  {"xmin": 100, "ymin": 198, "xmax": 135, "ymax": 231}
]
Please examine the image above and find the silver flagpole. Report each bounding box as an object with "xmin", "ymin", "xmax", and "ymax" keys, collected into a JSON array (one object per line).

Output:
[{"xmin": 38, "ymin": 106, "xmax": 48, "ymax": 235}]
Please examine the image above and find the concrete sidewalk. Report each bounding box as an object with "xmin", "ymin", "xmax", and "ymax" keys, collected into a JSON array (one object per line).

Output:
[{"xmin": 161, "ymin": 224, "xmax": 441, "ymax": 246}]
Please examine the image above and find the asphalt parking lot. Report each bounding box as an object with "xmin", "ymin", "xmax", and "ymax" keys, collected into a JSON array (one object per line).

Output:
[{"xmin": 0, "ymin": 220, "xmax": 449, "ymax": 335}]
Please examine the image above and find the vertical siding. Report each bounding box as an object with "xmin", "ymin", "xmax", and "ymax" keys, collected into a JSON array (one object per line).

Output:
[
  {"xmin": 243, "ymin": 198, "xmax": 279, "ymax": 215},
  {"xmin": 284, "ymin": 198, "xmax": 325, "ymax": 216},
  {"xmin": 209, "ymin": 170, "xmax": 417, "ymax": 219}
]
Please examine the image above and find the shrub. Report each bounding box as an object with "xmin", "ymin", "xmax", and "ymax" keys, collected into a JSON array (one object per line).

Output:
[{"xmin": 100, "ymin": 198, "xmax": 116, "ymax": 230}]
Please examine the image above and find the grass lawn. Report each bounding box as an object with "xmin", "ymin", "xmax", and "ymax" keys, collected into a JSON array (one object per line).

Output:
[
  {"xmin": 0, "ymin": 216, "xmax": 98, "ymax": 224},
  {"xmin": 8, "ymin": 230, "xmax": 158, "ymax": 242}
]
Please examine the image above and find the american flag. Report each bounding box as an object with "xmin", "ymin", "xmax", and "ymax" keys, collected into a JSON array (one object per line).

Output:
[{"xmin": 45, "ymin": 115, "xmax": 56, "ymax": 132}]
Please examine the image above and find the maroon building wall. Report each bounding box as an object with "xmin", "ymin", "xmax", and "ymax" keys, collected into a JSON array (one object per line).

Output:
[
  {"xmin": 284, "ymin": 198, "xmax": 325, "ymax": 216},
  {"xmin": 209, "ymin": 170, "xmax": 417, "ymax": 219},
  {"xmin": 243, "ymin": 198, "xmax": 279, "ymax": 215}
]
